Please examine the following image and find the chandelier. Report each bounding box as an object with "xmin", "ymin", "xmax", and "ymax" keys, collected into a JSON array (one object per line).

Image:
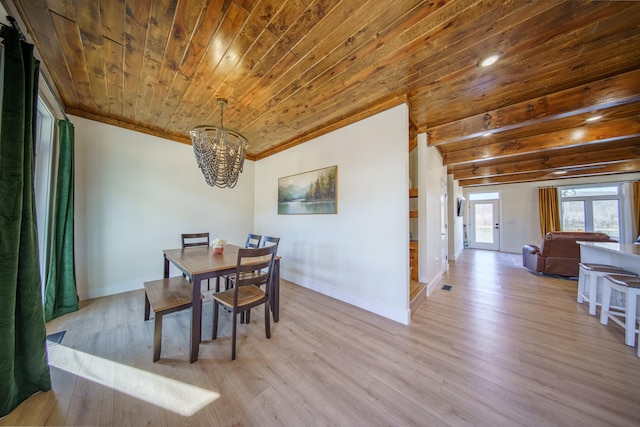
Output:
[{"xmin": 190, "ymin": 98, "xmax": 248, "ymax": 188}]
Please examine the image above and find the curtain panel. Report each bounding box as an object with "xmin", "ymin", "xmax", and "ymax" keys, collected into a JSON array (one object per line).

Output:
[
  {"xmin": 0, "ymin": 25, "xmax": 52, "ymax": 417},
  {"xmin": 44, "ymin": 120, "xmax": 79, "ymax": 321},
  {"xmin": 538, "ymin": 187, "xmax": 561, "ymax": 237}
]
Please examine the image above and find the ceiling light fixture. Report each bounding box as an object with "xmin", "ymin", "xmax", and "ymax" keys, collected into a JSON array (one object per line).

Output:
[
  {"xmin": 571, "ymin": 129, "xmax": 586, "ymax": 140},
  {"xmin": 478, "ymin": 53, "xmax": 500, "ymax": 67},
  {"xmin": 190, "ymin": 98, "xmax": 248, "ymax": 188},
  {"xmin": 585, "ymin": 115, "xmax": 602, "ymax": 122}
]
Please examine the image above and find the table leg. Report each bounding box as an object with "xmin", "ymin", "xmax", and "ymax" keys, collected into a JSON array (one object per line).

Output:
[
  {"xmin": 164, "ymin": 255, "xmax": 170, "ymax": 278},
  {"xmin": 144, "ymin": 292, "xmax": 151, "ymax": 321},
  {"xmin": 190, "ymin": 273, "xmax": 202, "ymax": 363}
]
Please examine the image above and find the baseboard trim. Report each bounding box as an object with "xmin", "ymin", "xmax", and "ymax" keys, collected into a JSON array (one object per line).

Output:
[{"xmin": 410, "ymin": 284, "xmax": 427, "ymax": 317}]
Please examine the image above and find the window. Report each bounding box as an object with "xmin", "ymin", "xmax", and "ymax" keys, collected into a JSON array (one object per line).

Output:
[
  {"xmin": 35, "ymin": 101, "xmax": 55, "ymax": 298},
  {"xmin": 468, "ymin": 191, "xmax": 499, "ymax": 201},
  {"xmin": 559, "ymin": 184, "xmax": 621, "ymax": 240}
]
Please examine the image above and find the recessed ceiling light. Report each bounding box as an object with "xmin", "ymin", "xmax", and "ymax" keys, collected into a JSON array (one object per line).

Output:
[
  {"xmin": 552, "ymin": 170, "xmax": 568, "ymax": 175},
  {"xmin": 478, "ymin": 54, "xmax": 500, "ymax": 67},
  {"xmin": 482, "ymin": 132, "xmax": 492, "ymax": 137},
  {"xmin": 571, "ymin": 129, "xmax": 586, "ymax": 140},
  {"xmin": 585, "ymin": 115, "xmax": 602, "ymax": 122}
]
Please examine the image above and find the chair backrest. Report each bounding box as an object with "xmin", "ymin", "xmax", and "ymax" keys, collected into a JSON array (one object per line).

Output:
[
  {"xmin": 235, "ymin": 245, "xmax": 278, "ymax": 297},
  {"xmin": 260, "ymin": 236, "xmax": 280, "ymax": 248},
  {"xmin": 182, "ymin": 232, "xmax": 210, "ymax": 248},
  {"xmin": 245, "ymin": 233, "xmax": 262, "ymax": 248}
]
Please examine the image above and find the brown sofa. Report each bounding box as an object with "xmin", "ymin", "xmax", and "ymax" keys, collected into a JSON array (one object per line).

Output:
[{"xmin": 522, "ymin": 231, "xmax": 616, "ymax": 277}]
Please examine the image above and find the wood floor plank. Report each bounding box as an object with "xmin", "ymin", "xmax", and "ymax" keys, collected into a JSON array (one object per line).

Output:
[{"xmin": 2, "ymin": 249, "xmax": 640, "ymax": 426}]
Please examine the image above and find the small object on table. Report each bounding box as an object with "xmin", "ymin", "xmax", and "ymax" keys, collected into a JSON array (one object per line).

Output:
[{"xmin": 211, "ymin": 238, "xmax": 226, "ymax": 254}]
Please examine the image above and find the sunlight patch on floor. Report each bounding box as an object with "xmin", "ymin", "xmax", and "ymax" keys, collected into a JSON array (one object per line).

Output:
[{"xmin": 48, "ymin": 344, "xmax": 219, "ymax": 416}]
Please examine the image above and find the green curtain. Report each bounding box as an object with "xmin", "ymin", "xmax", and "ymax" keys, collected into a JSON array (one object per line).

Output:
[
  {"xmin": 0, "ymin": 25, "xmax": 52, "ymax": 417},
  {"xmin": 44, "ymin": 120, "xmax": 79, "ymax": 321}
]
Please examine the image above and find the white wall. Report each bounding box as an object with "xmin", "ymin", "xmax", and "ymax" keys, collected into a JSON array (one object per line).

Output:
[
  {"xmin": 254, "ymin": 104, "xmax": 411, "ymax": 324},
  {"xmin": 417, "ymin": 136, "xmax": 448, "ymax": 295},
  {"xmin": 73, "ymin": 116, "xmax": 255, "ymax": 299},
  {"xmin": 447, "ymin": 175, "xmax": 464, "ymax": 260},
  {"xmin": 462, "ymin": 173, "xmax": 640, "ymax": 254}
]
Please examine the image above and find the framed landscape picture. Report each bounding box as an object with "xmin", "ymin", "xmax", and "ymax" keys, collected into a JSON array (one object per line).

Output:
[{"xmin": 278, "ymin": 166, "xmax": 337, "ymax": 214}]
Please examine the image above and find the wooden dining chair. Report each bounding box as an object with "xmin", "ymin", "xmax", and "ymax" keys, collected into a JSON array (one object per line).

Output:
[
  {"xmin": 260, "ymin": 235, "xmax": 280, "ymax": 248},
  {"xmin": 181, "ymin": 232, "xmax": 212, "ymax": 290},
  {"xmin": 220, "ymin": 233, "xmax": 263, "ymax": 291},
  {"xmin": 181, "ymin": 232, "xmax": 210, "ymax": 248},
  {"xmin": 243, "ymin": 236, "xmax": 280, "ymax": 323},
  {"xmin": 212, "ymin": 245, "xmax": 278, "ymax": 360},
  {"xmin": 245, "ymin": 233, "xmax": 262, "ymax": 248}
]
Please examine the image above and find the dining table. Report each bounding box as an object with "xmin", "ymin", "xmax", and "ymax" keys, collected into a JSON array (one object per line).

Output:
[{"xmin": 163, "ymin": 244, "xmax": 281, "ymax": 363}]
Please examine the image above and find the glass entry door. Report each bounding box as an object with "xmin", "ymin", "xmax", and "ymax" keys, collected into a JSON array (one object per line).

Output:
[{"xmin": 469, "ymin": 199, "xmax": 500, "ymax": 250}]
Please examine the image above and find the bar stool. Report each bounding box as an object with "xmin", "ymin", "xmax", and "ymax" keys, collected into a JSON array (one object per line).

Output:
[
  {"xmin": 600, "ymin": 274, "xmax": 640, "ymax": 347},
  {"xmin": 577, "ymin": 263, "xmax": 636, "ymax": 316}
]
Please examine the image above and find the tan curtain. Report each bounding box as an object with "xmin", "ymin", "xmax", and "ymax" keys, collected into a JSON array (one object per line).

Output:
[
  {"xmin": 633, "ymin": 181, "xmax": 640, "ymax": 241},
  {"xmin": 538, "ymin": 187, "xmax": 561, "ymax": 237}
]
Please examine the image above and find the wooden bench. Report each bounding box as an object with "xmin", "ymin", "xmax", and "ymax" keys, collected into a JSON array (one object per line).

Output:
[{"xmin": 144, "ymin": 277, "xmax": 201, "ymax": 362}]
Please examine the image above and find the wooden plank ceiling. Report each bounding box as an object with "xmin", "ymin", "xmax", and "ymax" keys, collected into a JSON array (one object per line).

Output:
[{"xmin": 8, "ymin": 0, "xmax": 640, "ymax": 186}]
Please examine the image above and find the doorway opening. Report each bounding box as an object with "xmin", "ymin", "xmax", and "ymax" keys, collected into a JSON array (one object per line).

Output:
[{"xmin": 468, "ymin": 192, "xmax": 500, "ymax": 251}]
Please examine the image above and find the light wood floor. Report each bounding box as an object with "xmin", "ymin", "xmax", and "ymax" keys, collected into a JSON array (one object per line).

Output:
[{"xmin": 3, "ymin": 249, "xmax": 640, "ymax": 426}]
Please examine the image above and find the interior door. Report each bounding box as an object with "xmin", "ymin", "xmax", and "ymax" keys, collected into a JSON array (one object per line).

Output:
[
  {"xmin": 441, "ymin": 180, "xmax": 448, "ymax": 272},
  {"xmin": 469, "ymin": 200, "xmax": 500, "ymax": 250}
]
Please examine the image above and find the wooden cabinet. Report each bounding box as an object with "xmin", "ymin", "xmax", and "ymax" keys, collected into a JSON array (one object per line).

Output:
[
  {"xmin": 409, "ymin": 188, "xmax": 418, "ymax": 280},
  {"xmin": 410, "ymin": 240, "xmax": 418, "ymax": 281},
  {"xmin": 409, "ymin": 188, "xmax": 418, "ymax": 218}
]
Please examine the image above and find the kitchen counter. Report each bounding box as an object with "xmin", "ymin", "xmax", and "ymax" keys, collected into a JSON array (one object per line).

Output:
[{"xmin": 578, "ymin": 241, "xmax": 640, "ymax": 275}]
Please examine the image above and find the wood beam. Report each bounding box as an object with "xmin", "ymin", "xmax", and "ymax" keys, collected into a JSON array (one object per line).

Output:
[
  {"xmin": 427, "ymin": 69, "xmax": 640, "ymax": 145},
  {"xmin": 458, "ymin": 159, "xmax": 640, "ymax": 187},
  {"xmin": 449, "ymin": 140, "xmax": 640, "ymax": 180},
  {"xmin": 441, "ymin": 116, "xmax": 640, "ymax": 165},
  {"xmin": 409, "ymin": 117, "xmax": 419, "ymax": 152}
]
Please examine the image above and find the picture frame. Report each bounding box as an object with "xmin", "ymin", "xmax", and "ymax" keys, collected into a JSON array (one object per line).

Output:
[
  {"xmin": 456, "ymin": 197, "xmax": 465, "ymax": 217},
  {"xmin": 278, "ymin": 166, "xmax": 338, "ymax": 214}
]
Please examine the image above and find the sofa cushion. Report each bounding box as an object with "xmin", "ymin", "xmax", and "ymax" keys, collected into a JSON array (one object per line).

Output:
[
  {"xmin": 522, "ymin": 231, "xmax": 616, "ymax": 277},
  {"xmin": 539, "ymin": 232, "xmax": 612, "ymax": 258}
]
